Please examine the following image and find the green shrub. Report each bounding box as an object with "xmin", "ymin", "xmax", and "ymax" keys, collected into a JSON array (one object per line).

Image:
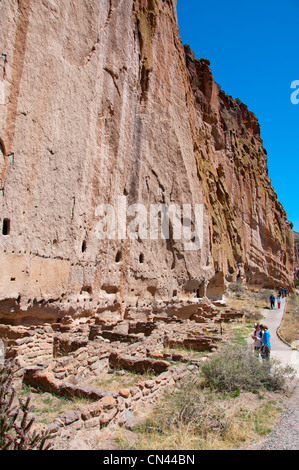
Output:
[{"xmin": 200, "ymin": 343, "xmax": 295, "ymax": 392}]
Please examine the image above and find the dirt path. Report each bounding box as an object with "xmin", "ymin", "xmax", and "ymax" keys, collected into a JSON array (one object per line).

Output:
[{"xmin": 246, "ymin": 297, "xmax": 299, "ymax": 450}]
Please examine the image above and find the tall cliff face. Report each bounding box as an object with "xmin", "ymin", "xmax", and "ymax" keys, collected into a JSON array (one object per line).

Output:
[
  {"xmin": 0, "ymin": 0, "xmax": 294, "ymax": 324},
  {"xmin": 183, "ymin": 47, "xmax": 294, "ymax": 290},
  {"xmin": 294, "ymin": 232, "xmax": 299, "ymax": 280}
]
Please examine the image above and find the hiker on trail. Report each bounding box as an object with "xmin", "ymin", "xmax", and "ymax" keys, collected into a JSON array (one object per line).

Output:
[
  {"xmin": 277, "ymin": 294, "xmax": 281, "ymax": 309},
  {"xmin": 269, "ymin": 294, "xmax": 275, "ymax": 309},
  {"xmin": 278, "ymin": 289, "xmax": 283, "ymax": 298},
  {"xmin": 251, "ymin": 323, "xmax": 263, "ymax": 355},
  {"xmin": 260, "ymin": 324, "xmax": 271, "ymax": 360},
  {"xmin": 284, "ymin": 287, "xmax": 288, "ymax": 297}
]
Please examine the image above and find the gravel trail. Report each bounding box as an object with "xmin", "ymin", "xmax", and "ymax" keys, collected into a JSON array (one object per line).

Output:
[{"xmin": 247, "ymin": 379, "xmax": 299, "ymax": 450}]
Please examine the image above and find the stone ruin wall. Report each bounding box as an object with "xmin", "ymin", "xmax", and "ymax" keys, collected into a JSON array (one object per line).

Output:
[{"xmin": 0, "ymin": 296, "xmax": 243, "ymax": 446}]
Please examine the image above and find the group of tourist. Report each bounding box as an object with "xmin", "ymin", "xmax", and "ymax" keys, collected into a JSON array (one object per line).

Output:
[
  {"xmin": 251, "ymin": 286, "xmax": 289, "ymax": 361},
  {"xmin": 269, "ymin": 286, "xmax": 288, "ymax": 310},
  {"xmin": 279, "ymin": 286, "xmax": 288, "ymax": 298},
  {"xmin": 251, "ymin": 323, "xmax": 271, "ymax": 360}
]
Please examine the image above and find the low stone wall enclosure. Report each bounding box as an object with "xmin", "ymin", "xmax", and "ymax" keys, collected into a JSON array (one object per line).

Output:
[
  {"xmin": 23, "ymin": 364, "xmax": 191, "ymax": 442},
  {"xmin": 0, "ymin": 298, "xmax": 244, "ymax": 447}
]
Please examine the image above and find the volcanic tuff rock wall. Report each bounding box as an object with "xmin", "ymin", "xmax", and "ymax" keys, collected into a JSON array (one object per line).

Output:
[
  {"xmin": 0, "ymin": 0, "xmax": 294, "ymax": 323},
  {"xmin": 294, "ymin": 232, "xmax": 299, "ymax": 280}
]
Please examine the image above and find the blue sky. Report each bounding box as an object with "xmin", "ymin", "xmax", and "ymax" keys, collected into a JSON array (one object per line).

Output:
[{"xmin": 177, "ymin": 0, "xmax": 299, "ymax": 232}]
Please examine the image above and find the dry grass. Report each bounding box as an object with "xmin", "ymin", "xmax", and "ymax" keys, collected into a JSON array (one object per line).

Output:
[
  {"xmin": 225, "ymin": 285, "xmax": 273, "ymax": 322},
  {"xmin": 280, "ymin": 294, "xmax": 299, "ymax": 345},
  {"xmin": 19, "ymin": 387, "xmax": 93, "ymax": 425},
  {"xmin": 89, "ymin": 370, "xmax": 155, "ymax": 391},
  {"xmin": 116, "ymin": 387, "xmax": 286, "ymax": 450},
  {"xmin": 19, "ymin": 368, "xmax": 156, "ymax": 426}
]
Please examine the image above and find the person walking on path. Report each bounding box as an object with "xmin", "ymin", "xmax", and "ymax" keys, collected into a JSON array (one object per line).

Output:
[
  {"xmin": 260, "ymin": 324, "xmax": 271, "ymax": 360},
  {"xmin": 257, "ymin": 296, "xmax": 298, "ymax": 374},
  {"xmin": 269, "ymin": 294, "xmax": 275, "ymax": 309},
  {"xmin": 277, "ymin": 294, "xmax": 281, "ymax": 309},
  {"xmin": 283, "ymin": 287, "xmax": 288, "ymax": 298}
]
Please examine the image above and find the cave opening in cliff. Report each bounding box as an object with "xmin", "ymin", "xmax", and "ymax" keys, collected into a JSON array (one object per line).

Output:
[
  {"xmin": 2, "ymin": 218, "xmax": 10, "ymax": 235},
  {"xmin": 206, "ymin": 272, "xmax": 225, "ymax": 301},
  {"xmin": 139, "ymin": 253, "xmax": 144, "ymax": 264},
  {"xmin": 81, "ymin": 240, "xmax": 87, "ymax": 253},
  {"xmin": 115, "ymin": 251, "xmax": 122, "ymax": 263},
  {"xmin": 81, "ymin": 286, "xmax": 92, "ymax": 295},
  {"xmin": 196, "ymin": 284, "xmax": 204, "ymax": 298}
]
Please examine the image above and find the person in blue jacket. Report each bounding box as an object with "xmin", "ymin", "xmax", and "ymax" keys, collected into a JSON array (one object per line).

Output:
[
  {"xmin": 260, "ymin": 324, "xmax": 271, "ymax": 360},
  {"xmin": 269, "ymin": 294, "xmax": 275, "ymax": 309}
]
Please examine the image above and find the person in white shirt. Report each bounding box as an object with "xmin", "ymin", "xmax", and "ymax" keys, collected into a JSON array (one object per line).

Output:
[{"xmin": 251, "ymin": 323, "xmax": 263, "ymax": 354}]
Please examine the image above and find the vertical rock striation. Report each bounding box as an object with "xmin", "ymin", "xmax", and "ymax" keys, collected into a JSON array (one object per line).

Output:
[
  {"xmin": 294, "ymin": 232, "xmax": 299, "ymax": 280},
  {"xmin": 0, "ymin": 0, "xmax": 294, "ymax": 324},
  {"xmin": 183, "ymin": 48, "xmax": 294, "ymax": 291}
]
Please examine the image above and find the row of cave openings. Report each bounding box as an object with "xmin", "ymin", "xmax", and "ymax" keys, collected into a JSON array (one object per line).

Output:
[
  {"xmin": 115, "ymin": 250, "xmax": 144, "ymax": 264},
  {"xmin": 0, "ymin": 223, "xmax": 145, "ymax": 265}
]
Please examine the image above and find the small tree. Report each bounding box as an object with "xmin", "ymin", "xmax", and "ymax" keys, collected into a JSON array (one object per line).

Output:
[{"xmin": 0, "ymin": 358, "xmax": 52, "ymax": 450}]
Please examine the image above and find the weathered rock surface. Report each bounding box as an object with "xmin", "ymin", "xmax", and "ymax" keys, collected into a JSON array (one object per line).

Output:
[
  {"xmin": 109, "ymin": 351, "xmax": 170, "ymax": 374},
  {"xmin": 0, "ymin": 0, "xmax": 294, "ymax": 324},
  {"xmin": 294, "ymin": 232, "xmax": 299, "ymax": 280}
]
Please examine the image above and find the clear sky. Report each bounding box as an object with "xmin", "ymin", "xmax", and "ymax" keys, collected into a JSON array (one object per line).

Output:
[{"xmin": 177, "ymin": 0, "xmax": 299, "ymax": 232}]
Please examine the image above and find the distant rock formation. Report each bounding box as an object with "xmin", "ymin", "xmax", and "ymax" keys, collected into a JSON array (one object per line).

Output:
[{"xmin": 0, "ymin": 0, "xmax": 294, "ymax": 324}]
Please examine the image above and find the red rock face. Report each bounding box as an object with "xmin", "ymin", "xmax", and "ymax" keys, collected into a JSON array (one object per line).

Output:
[{"xmin": 0, "ymin": 0, "xmax": 294, "ymax": 324}]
